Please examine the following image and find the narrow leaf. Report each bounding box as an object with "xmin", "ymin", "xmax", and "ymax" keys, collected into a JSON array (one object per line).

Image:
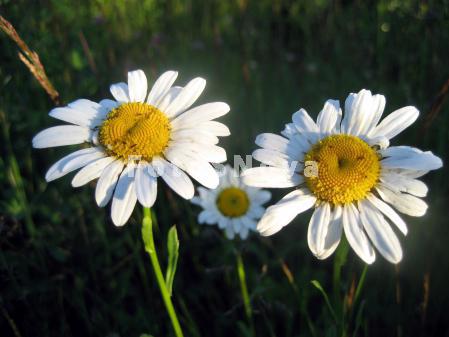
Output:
[
  {"xmin": 311, "ymin": 280, "xmax": 338, "ymax": 323},
  {"xmin": 165, "ymin": 225, "xmax": 179, "ymax": 296}
]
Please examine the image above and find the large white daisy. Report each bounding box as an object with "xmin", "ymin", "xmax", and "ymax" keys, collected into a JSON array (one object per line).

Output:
[
  {"xmin": 33, "ymin": 70, "xmax": 230, "ymax": 226},
  {"xmin": 191, "ymin": 165, "xmax": 271, "ymax": 239},
  {"xmin": 242, "ymin": 89, "xmax": 442, "ymax": 264}
]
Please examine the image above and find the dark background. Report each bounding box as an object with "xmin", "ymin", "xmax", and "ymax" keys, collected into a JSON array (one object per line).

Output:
[{"xmin": 1, "ymin": 0, "xmax": 448, "ymax": 336}]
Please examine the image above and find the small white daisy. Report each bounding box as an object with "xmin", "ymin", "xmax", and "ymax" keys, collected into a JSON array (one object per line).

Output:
[
  {"xmin": 191, "ymin": 165, "xmax": 271, "ymax": 239},
  {"xmin": 242, "ymin": 89, "xmax": 442, "ymax": 264},
  {"xmin": 33, "ymin": 70, "xmax": 230, "ymax": 226}
]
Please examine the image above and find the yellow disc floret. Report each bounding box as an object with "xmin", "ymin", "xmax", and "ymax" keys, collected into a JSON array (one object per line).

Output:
[
  {"xmin": 216, "ymin": 187, "xmax": 250, "ymax": 217},
  {"xmin": 304, "ymin": 134, "xmax": 380, "ymax": 205},
  {"xmin": 98, "ymin": 102, "xmax": 171, "ymax": 161}
]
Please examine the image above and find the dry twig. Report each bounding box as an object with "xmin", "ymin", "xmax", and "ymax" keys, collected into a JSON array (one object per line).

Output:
[{"xmin": 0, "ymin": 15, "xmax": 60, "ymax": 104}]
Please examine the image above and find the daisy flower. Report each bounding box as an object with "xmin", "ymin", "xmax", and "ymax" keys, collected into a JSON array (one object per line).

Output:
[
  {"xmin": 242, "ymin": 89, "xmax": 442, "ymax": 264},
  {"xmin": 191, "ymin": 165, "xmax": 271, "ymax": 239},
  {"xmin": 33, "ymin": 70, "xmax": 230, "ymax": 226}
]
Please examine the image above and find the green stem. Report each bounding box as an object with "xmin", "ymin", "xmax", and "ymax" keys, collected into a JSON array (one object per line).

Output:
[
  {"xmin": 353, "ymin": 265, "xmax": 368, "ymax": 308},
  {"xmin": 236, "ymin": 252, "xmax": 255, "ymax": 336},
  {"xmin": 333, "ymin": 238, "xmax": 349, "ymax": 306},
  {"xmin": 141, "ymin": 207, "xmax": 184, "ymax": 337}
]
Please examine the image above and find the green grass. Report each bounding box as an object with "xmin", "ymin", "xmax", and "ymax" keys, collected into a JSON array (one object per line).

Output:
[{"xmin": 1, "ymin": 0, "xmax": 449, "ymax": 336}]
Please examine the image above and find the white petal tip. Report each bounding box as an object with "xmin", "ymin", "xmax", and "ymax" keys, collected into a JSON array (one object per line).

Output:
[
  {"xmin": 112, "ymin": 219, "xmax": 126, "ymax": 227},
  {"xmin": 180, "ymin": 190, "xmax": 195, "ymax": 200}
]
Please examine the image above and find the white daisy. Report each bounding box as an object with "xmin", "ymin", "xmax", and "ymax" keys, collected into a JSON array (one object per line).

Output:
[
  {"xmin": 191, "ymin": 165, "xmax": 271, "ymax": 239},
  {"xmin": 242, "ymin": 89, "xmax": 442, "ymax": 264},
  {"xmin": 33, "ymin": 69, "xmax": 230, "ymax": 226}
]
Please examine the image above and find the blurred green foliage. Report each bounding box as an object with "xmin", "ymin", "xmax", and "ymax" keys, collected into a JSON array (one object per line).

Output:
[{"xmin": 1, "ymin": 0, "xmax": 449, "ymax": 336}]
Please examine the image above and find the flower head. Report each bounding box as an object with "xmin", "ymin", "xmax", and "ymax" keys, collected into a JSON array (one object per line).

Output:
[
  {"xmin": 242, "ymin": 89, "xmax": 442, "ymax": 264},
  {"xmin": 33, "ymin": 70, "xmax": 230, "ymax": 226},
  {"xmin": 192, "ymin": 165, "xmax": 271, "ymax": 239}
]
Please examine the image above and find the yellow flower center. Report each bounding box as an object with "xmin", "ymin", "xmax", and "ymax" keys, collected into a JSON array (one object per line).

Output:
[
  {"xmin": 216, "ymin": 187, "xmax": 250, "ymax": 217},
  {"xmin": 98, "ymin": 102, "xmax": 171, "ymax": 161},
  {"xmin": 304, "ymin": 134, "xmax": 380, "ymax": 205}
]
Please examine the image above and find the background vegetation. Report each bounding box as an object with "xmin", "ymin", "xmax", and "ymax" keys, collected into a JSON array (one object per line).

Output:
[{"xmin": 1, "ymin": 0, "xmax": 449, "ymax": 336}]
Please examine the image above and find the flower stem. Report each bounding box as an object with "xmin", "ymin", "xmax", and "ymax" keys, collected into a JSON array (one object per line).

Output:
[
  {"xmin": 333, "ymin": 237, "xmax": 349, "ymax": 305},
  {"xmin": 236, "ymin": 252, "xmax": 256, "ymax": 336},
  {"xmin": 141, "ymin": 207, "xmax": 184, "ymax": 337}
]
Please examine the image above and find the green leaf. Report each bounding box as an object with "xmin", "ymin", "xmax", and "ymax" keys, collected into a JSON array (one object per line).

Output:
[
  {"xmin": 165, "ymin": 225, "xmax": 179, "ymax": 296},
  {"xmin": 311, "ymin": 280, "xmax": 338, "ymax": 324}
]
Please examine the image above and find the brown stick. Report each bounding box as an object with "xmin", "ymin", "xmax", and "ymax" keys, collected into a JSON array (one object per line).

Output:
[{"xmin": 0, "ymin": 15, "xmax": 60, "ymax": 104}]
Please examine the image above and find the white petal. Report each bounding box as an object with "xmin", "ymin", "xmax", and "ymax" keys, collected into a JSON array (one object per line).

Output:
[
  {"xmin": 99, "ymin": 99, "xmax": 119, "ymax": 111},
  {"xmin": 359, "ymin": 200, "xmax": 403, "ymax": 264},
  {"xmin": 232, "ymin": 218, "xmax": 242, "ymax": 233},
  {"xmin": 68, "ymin": 98, "xmax": 101, "ymax": 112},
  {"xmin": 241, "ymin": 216, "xmax": 257, "ymax": 230},
  {"xmin": 292, "ymin": 109, "xmax": 319, "ymax": 143},
  {"xmin": 164, "ymin": 78, "xmax": 206, "ymax": 118},
  {"xmin": 111, "ymin": 164, "xmax": 137, "ymax": 226},
  {"xmin": 167, "ymin": 141, "xmax": 226, "ymax": 163},
  {"xmin": 247, "ymin": 205, "xmax": 265, "ymax": 218},
  {"xmin": 241, "ymin": 167, "xmax": 303, "ymax": 188},
  {"xmin": 382, "ymin": 167, "xmax": 429, "ymax": 179},
  {"xmin": 341, "ymin": 89, "xmax": 377, "ymax": 136},
  {"xmin": 224, "ymin": 225, "xmax": 235, "ymax": 239},
  {"xmin": 341, "ymin": 93, "xmax": 357, "ymax": 134},
  {"xmin": 255, "ymin": 133, "xmax": 303, "ymax": 158},
  {"xmin": 152, "ymin": 157, "xmax": 194, "ymax": 199},
  {"xmin": 218, "ymin": 217, "xmax": 229, "ymax": 229},
  {"xmin": 221, "ymin": 165, "xmax": 239, "ymax": 186},
  {"xmin": 135, "ymin": 162, "xmax": 158, "ymax": 208},
  {"xmin": 381, "ymin": 150, "xmax": 442, "ymax": 171},
  {"xmin": 316, "ymin": 99, "xmax": 342, "ymax": 135},
  {"xmin": 307, "ymin": 203, "xmax": 331, "ymax": 256},
  {"xmin": 147, "ymin": 71, "xmax": 178, "ymax": 105},
  {"xmin": 33, "ymin": 125, "xmax": 92, "ymax": 148},
  {"xmin": 45, "ymin": 147, "xmax": 105, "ymax": 182},
  {"xmin": 376, "ymin": 185, "xmax": 428, "ymax": 217},
  {"xmin": 342, "ymin": 203, "xmax": 375, "ymax": 264},
  {"xmin": 281, "ymin": 123, "xmax": 298, "ymax": 139},
  {"xmin": 369, "ymin": 106, "xmax": 419, "ymax": 140},
  {"xmin": 156, "ymin": 86, "xmax": 183, "ymax": 111},
  {"xmin": 380, "ymin": 145, "xmax": 423, "ymax": 158},
  {"xmin": 170, "ymin": 129, "xmax": 219, "ymax": 145},
  {"xmin": 255, "ymin": 133, "xmax": 288, "ymax": 151},
  {"xmin": 366, "ymin": 135, "xmax": 390, "ymax": 149},
  {"xmin": 252, "ymin": 148, "xmax": 300, "ymax": 171},
  {"xmin": 317, "ymin": 205, "xmax": 343, "ymax": 260},
  {"xmin": 252, "ymin": 190, "xmax": 272, "ymax": 204},
  {"xmin": 366, "ymin": 94, "xmax": 386, "ymax": 131},
  {"xmin": 380, "ymin": 171, "xmax": 428, "ymax": 197},
  {"xmin": 164, "ymin": 149, "xmax": 219, "ymax": 188},
  {"xmin": 49, "ymin": 99, "xmax": 104, "ymax": 128},
  {"xmin": 239, "ymin": 226, "xmax": 249, "ymax": 240},
  {"xmin": 198, "ymin": 210, "xmax": 219, "ymax": 224},
  {"xmin": 127, "ymin": 70, "xmax": 148, "ymax": 102},
  {"xmin": 170, "ymin": 102, "xmax": 230, "ymax": 128},
  {"xmin": 95, "ymin": 160, "xmax": 124, "ymax": 207},
  {"xmin": 195, "ymin": 121, "xmax": 230, "ymax": 136},
  {"xmin": 242, "ymin": 166, "xmax": 303, "ymax": 188},
  {"xmin": 366, "ymin": 194, "xmax": 408, "ymax": 235},
  {"xmin": 257, "ymin": 189, "xmax": 316, "ymax": 236},
  {"xmin": 71, "ymin": 156, "xmax": 115, "ymax": 187},
  {"xmin": 110, "ymin": 82, "xmax": 129, "ymax": 103}
]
